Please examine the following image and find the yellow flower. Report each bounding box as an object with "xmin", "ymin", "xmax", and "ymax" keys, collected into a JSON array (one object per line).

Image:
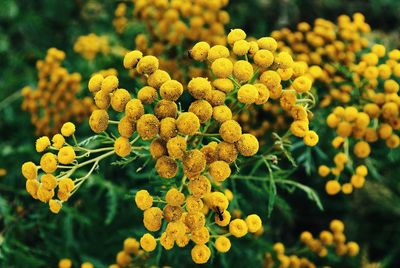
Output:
[
  {"xmin": 40, "ymin": 153, "xmax": 58, "ymax": 173},
  {"xmin": 233, "ymin": 60, "xmax": 253, "ymax": 82},
  {"xmin": 254, "ymin": 49, "xmax": 274, "ymax": 68},
  {"xmin": 237, "ymin": 84, "xmax": 258, "ymax": 104},
  {"xmin": 58, "ymin": 146, "xmax": 76, "ymax": 165},
  {"xmin": 88, "ymin": 74, "xmax": 104, "ymax": 93},
  {"xmin": 176, "ymin": 112, "xmax": 200, "ymax": 136},
  {"xmin": 290, "ymin": 120, "xmax": 309, "ymax": 138},
  {"xmin": 137, "ymin": 114, "xmax": 160, "ymax": 140},
  {"xmin": 275, "ymin": 51, "xmax": 294, "ymax": 69},
  {"xmin": 232, "ymin": 39, "xmax": 250, "ymax": 56},
  {"xmin": 49, "ymin": 199, "xmax": 62, "ymax": 214},
  {"xmin": 272, "ymin": 242, "xmax": 285, "ymax": 254},
  {"xmin": 143, "ymin": 207, "xmax": 163, "ymax": 232},
  {"xmin": 215, "ymin": 236, "xmax": 231, "ymax": 253},
  {"xmin": 136, "ymin": 55, "xmax": 159, "ymax": 75},
  {"xmin": 140, "ymin": 233, "xmax": 157, "ymax": 252},
  {"xmin": 160, "ymin": 80, "xmax": 184, "ymax": 101},
  {"xmin": 347, "ymin": 241, "xmax": 360, "ymax": 256},
  {"xmin": 89, "ymin": 109, "xmax": 109, "ymax": 133},
  {"xmin": 292, "ymin": 76, "xmax": 312, "ymax": 93},
  {"xmin": 22, "ymin": 161, "xmax": 37, "ymax": 180},
  {"xmin": 227, "ymin": 28, "xmax": 246, "ymax": 45},
  {"xmin": 236, "ymin": 133, "xmax": 259, "ymax": 156},
  {"xmin": 165, "ymin": 188, "xmax": 185, "ymax": 206},
  {"xmin": 245, "ymin": 214, "xmax": 262, "ymax": 233},
  {"xmin": 135, "ymin": 190, "xmax": 153, "ymax": 211},
  {"xmin": 325, "ymin": 180, "xmax": 341, "ymax": 195},
  {"xmin": 191, "ymin": 244, "xmax": 211, "ymax": 264},
  {"xmin": 61, "ymin": 122, "xmax": 76, "ymax": 137},
  {"xmin": 190, "ymin": 41, "xmax": 210, "ymax": 61},
  {"xmin": 341, "ymin": 183, "xmax": 353, "ymax": 194},
  {"xmin": 114, "ymin": 137, "xmax": 131, "ymax": 157},
  {"xmin": 257, "ymin": 37, "xmax": 277, "ymax": 51},
  {"xmin": 211, "ymin": 58, "xmax": 233, "ymax": 78},
  {"xmin": 188, "ymin": 77, "xmax": 212, "ymax": 99},
  {"xmin": 208, "ymin": 161, "xmax": 231, "ymax": 182},
  {"xmin": 303, "ymin": 130, "xmax": 319, "ymax": 146},
  {"xmin": 330, "ymin": 219, "xmax": 344, "ymax": 233},
  {"xmin": 111, "ymin": 88, "xmax": 131, "ymax": 112},
  {"xmin": 52, "ymin": 134, "xmax": 65, "ymax": 149},
  {"xmin": 353, "ymin": 141, "xmax": 371, "ymax": 158},
  {"xmin": 58, "ymin": 258, "xmax": 72, "ymax": 268},
  {"xmin": 123, "ymin": 50, "xmax": 143, "ymax": 69},
  {"xmin": 101, "ymin": 75, "xmax": 119, "ymax": 93},
  {"xmin": 207, "ymin": 45, "xmax": 230, "ymax": 62},
  {"xmin": 123, "ymin": 237, "xmax": 139, "ymax": 255},
  {"xmin": 41, "ymin": 174, "xmax": 57, "ymax": 190},
  {"xmin": 318, "ymin": 165, "xmax": 330, "ymax": 177},
  {"xmin": 351, "ymin": 174, "xmax": 365, "ymax": 188},
  {"xmin": 156, "ymin": 156, "xmax": 178, "ymax": 178},
  {"xmin": 35, "ymin": 136, "xmax": 50, "ymax": 152},
  {"xmin": 229, "ymin": 219, "xmax": 248, "ymax": 238}
]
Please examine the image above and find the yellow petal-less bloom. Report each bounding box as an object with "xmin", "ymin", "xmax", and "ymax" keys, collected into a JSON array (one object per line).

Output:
[
  {"xmin": 229, "ymin": 219, "xmax": 248, "ymax": 238},
  {"xmin": 292, "ymin": 76, "xmax": 312, "ymax": 93},
  {"xmin": 325, "ymin": 180, "xmax": 341, "ymax": 195},
  {"xmin": 303, "ymin": 130, "xmax": 319, "ymax": 146},
  {"xmin": 208, "ymin": 161, "xmax": 231, "ymax": 182},
  {"xmin": 22, "ymin": 161, "xmax": 37, "ymax": 180},
  {"xmin": 61, "ymin": 122, "xmax": 76, "ymax": 137},
  {"xmin": 191, "ymin": 244, "xmax": 211, "ymax": 264},
  {"xmin": 135, "ymin": 190, "xmax": 153, "ymax": 211},
  {"xmin": 236, "ymin": 134, "xmax": 259, "ymax": 156},
  {"xmin": 123, "ymin": 50, "xmax": 143, "ymax": 69},
  {"xmin": 40, "ymin": 153, "xmax": 58, "ymax": 173},
  {"xmin": 52, "ymin": 134, "xmax": 65, "ymax": 149},
  {"xmin": 114, "ymin": 137, "xmax": 132, "ymax": 157},
  {"xmin": 58, "ymin": 146, "xmax": 76, "ymax": 165},
  {"xmin": 215, "ymin": 236, "xmax": 231, "ymax": 253},
  {"xmin": 176, "ymin": 112, "xmax": 200, "ymax": 136},
  {"xmin": 49, "ymin": 199, "xmax": 62, "ymax": 214},
  {"xmin": 245, "ymin": 214, "xmax": 262, "ymax": 233},
  {"xmin": 36, "ymin": 136, "xmax": 50, "ymax": 152},
  {"xmin": 353, "ymin": 141, "xmax": 371, "ymax": 158},
  {"xmin": 140, "ymin": 233, "xmax": 157, "ymax": 252},
  {"xmin": 219, "ymin": 120, "xmax": 242, "ymax": 143}
]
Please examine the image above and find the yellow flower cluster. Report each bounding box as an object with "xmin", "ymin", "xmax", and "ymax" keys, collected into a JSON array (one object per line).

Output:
[
  {"xmin": 58, "ymin": 258, "xmax": 94, "ymax": 268},
  {"xmin": 272, "ymin": 13, "xmax": 370, "ymax": 68},
  {"xmin": 264, "ymin": 219, "xmax": 360, "ymax": 268},
  {"xmin": 191, "ymin": 28, "xmax": 319, "ymax": 146},
  {"xmin": 108, "ymin": 237, "xmax": 147, "ymax": 267},
  {"xmin": 73, "ymin": 33, "xmax": 110, "ymax": 60},
  {"xmin": 318, "ymin": 45, "xmax": 399, "ymax": 195},
  {"xmin": 21, "ymin": 48, "xmax": 94, "ymax": 135},
  {"xmin": 133, "ymin": 0, "xmax": 229, "ymax": 45},
  {"xmin": 113, "ymin": 3, "xmax": 128, "ymax": 34},
  {"xmin": 117, "ymin": 0, "xmax": 230, "ymax": 83},
  {"xmin": 300, "ymin": 219, "xmax": 360, "ymax": 257},
  {"xmin": 134, "ymin": 188, "xmax": 262, "ymax": 264},
  {"xmin": 264, "ymin": 242, "xmax": 316, "ymax": 268},
  {"xmin": 21, "ymin": 121, "xmax": 118, "ymax": 213}
]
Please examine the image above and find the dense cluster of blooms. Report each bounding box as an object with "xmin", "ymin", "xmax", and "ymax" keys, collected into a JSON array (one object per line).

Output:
[
  {"xmin": 21, "ymin": 48, "xmax": 95, "ymax": 135},
  {"xmin": 73, "ymin": 33, "xmax": 110, "ymax": 60},
  {"xmin": 21, "ymin": 25, "xmax": 321, "ymax": 263},
  {"xmin": 264, "ymin": 220, "xmax": 360, "ymax": 268},
  {"xmin": 19, "ymin": 2, "xmax": 400, "ymax": 265},
  {"xmin": 58, "ymin": 259, "xmax": 94, "ymax": 268}
]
